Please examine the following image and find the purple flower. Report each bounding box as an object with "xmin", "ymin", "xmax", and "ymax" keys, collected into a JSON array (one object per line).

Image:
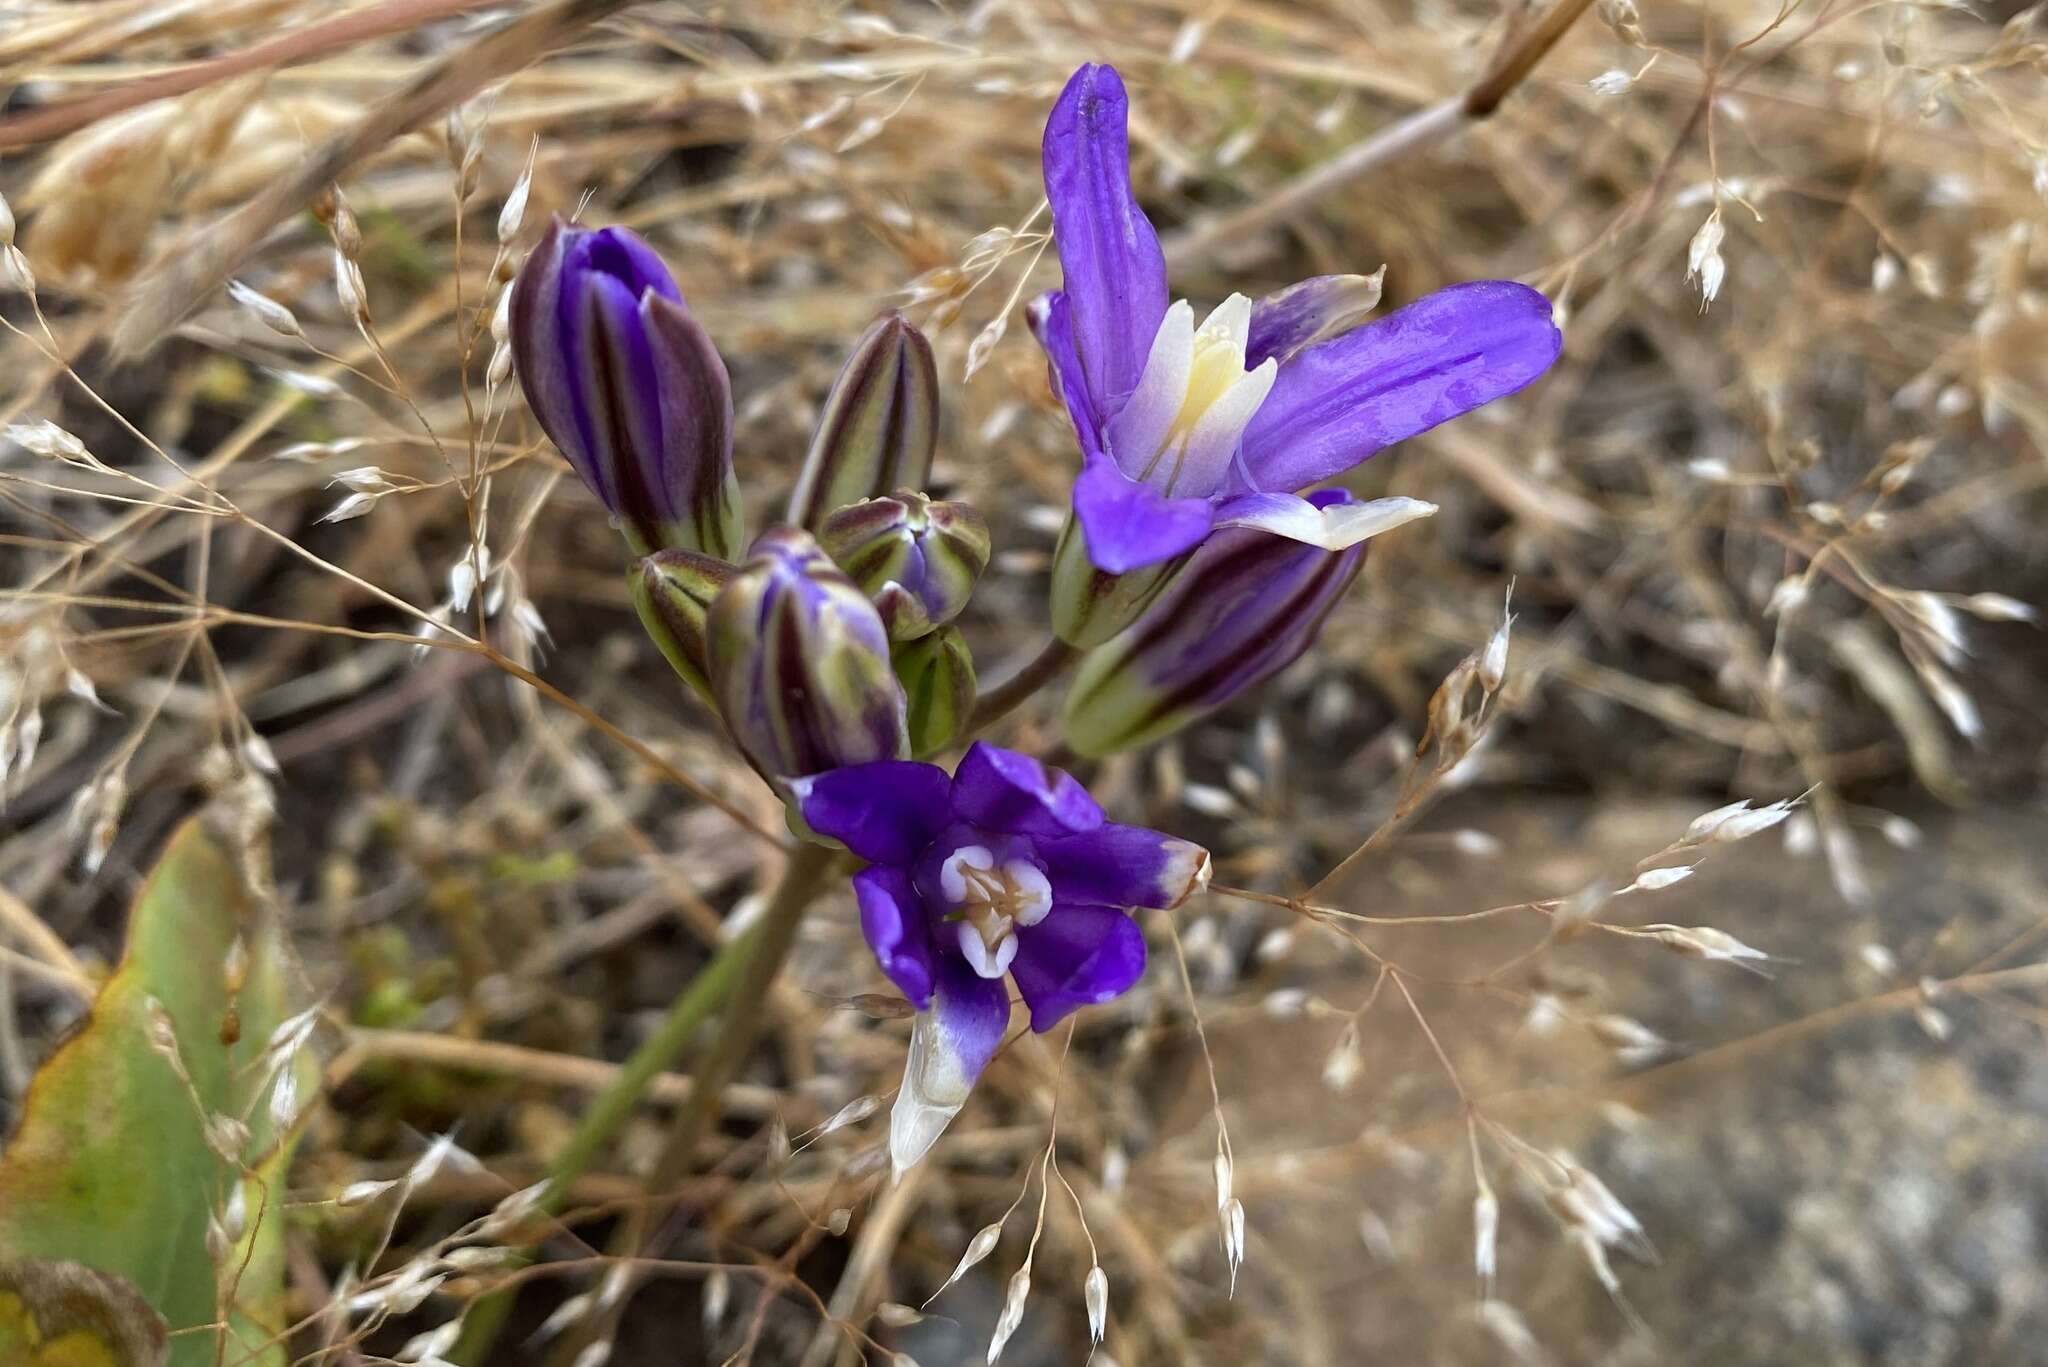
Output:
[
  {"xmin": 511, "ymin": 217, "xmax": 742, "ymax": 558},
  {"xmin": 1063, "ymin": 488, "xmax": 1372, "ymax": 755},
  {"xmin": 707, "ymin": 527, "xmax": 908, "ymax": 780},
  {"xmin": 1034, "ymin": 64, "xmax": 1564, "ymax": 641},
  {"xmin": 790, "ymin": 741, "xmax": 1208, "ymax": 1171}
]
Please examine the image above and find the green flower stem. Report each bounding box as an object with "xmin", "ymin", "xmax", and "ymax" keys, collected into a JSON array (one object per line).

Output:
[
  {"xmin": 451, "ymin": 842, "xmax": 837, "ymax": 1364},
  {"xmin": 966, "ymin": 637, "xmax": 1077, "ymax": 736}
]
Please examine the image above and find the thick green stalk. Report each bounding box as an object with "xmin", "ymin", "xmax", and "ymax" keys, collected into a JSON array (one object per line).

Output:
[
  {"xmin": 451, "ymin": 879, "xmax": 790, "ymax": 1364},
  {"xmin": 545, "ymin": 841, "xmax": 840, "ymax": 1367}
]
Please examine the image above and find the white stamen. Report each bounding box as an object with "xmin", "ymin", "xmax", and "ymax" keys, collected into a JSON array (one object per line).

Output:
[
  {"xmin": 956, "ymin": 921, "xmax": 1020, "ymax": 979},
  {"xmin": 939, "ymin": 845, "xmax": 995, "ymax": 902},
  {"xmin": 1105, "ymin": 293, "xmax": 1277, "ymax": 498},
  {"xmin": 1001, "ymin": 860, "xmax": 1053, "ymax": 925}
]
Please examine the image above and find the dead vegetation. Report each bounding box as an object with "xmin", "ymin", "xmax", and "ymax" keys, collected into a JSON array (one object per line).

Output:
[{"xmin": 3, "ymin": 1, "xmax": 2046, "ymax": 1364}]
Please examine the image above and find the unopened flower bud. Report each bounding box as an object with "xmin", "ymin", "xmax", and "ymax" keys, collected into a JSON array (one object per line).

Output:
[
  {"xmin": 707, "ymin": 528, "xmax": 909, "ymax": 780},
  {"xmin": 787, "ymin": 312, "xmax": 938, "ymax": 530},
  {"xmin": 892, "ymin": 626, "xmax": 975, "ymax": 757},
  {"xmin": 511, "ymin": 216, "xmax": 742, "ymax": 558},
  {"xmin": 630, "ymin": 549, "xmax": 734, "ymax": 702},
  {"xmin": 1062, "ymin": 490, "xmax": 1367, "ymax": 755},
  {"xmin": 818, "ymin": 492, "xmax": 990, "ymax": 640}
]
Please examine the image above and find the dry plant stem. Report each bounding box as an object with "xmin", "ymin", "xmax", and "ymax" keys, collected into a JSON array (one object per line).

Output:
[
  {"xmin": 795, "ymin": 1164, "xmax": 929, "ymax": 1367},
  {"xmin": 540, "ymin": 841, "xmax": 841, "ymax": 1367},
  {"xmin": 1163, "ymin": 0, "xmax": 1596, "ymax": 264},
  {"xmin": 966, "ymin": 637, "xmax": 1078, "ymax": 734},
  {"xmin": 109, "ymin": 0, "xmax": 646, "ymax": 358},
  {"xmin": 448, "ymin": 860, "xmax": 822, "ymax": 1366},
  {"xmin": 0, "ymin": 0, "xmax": 504, "ymax": 151}
]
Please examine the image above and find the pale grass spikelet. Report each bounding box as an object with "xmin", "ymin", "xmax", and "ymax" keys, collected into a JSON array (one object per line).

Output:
[
  {"xmin": 1213, "ymin": 1148, "xmax": 1233, "ymax": 1212},
  {"xmin": 820, "ymin": 1095, "xmax": 880, "ymax": 1136},
  {"xmin": 407, "ymin": 1132, "xmax": 481, "ymax": 1188},
  {"xmin": 1588, "ymin": 1014, "xmax": 1670, "ymax": 1066},
  {"xmin": 1481, "ymin": 593, "xmax": 1513, "ymax": 693},
  {"xmin": 933, "ymin": 1222, "xmax": 1004, "ymax": 1301},
  {"xmin": 1626, "ymin": 865, "xmax": 1694, "ymax": 892},
  {"xmin": 703, "ymin": 1269, "xmax": 731, "ymax": 1333},
  {"xmin": 396, "ymin": 1322, "xmax": 462, "ymax": 1364},
  {"xmin": 1321, "ymin": 1019, "xmax": 1363, "ymax": 1093},
  {"xmin": 204, "ymin": 1114, "xmax": 251, "ymax": 1164},
  {"xmin": 1588, "ymin": 69, "xmax": 1633, "ymax": 96},
  {"xmin": 338, "ymin": 1178, "xmax": 399, "ymax": 1207},
  {"xmin": 569, "ymin": 1340, "xmax": 612, "ymax": 1367},
  {"xmin": 228, "ymin": 279, "xmax": 304, "ymax": 338},
  {"xmin": 1923, "ymin": 667, "xmax": 1982, "ymax": 740},
  {"xmin": 499, "ymin": 148, "xmax": 535, "ymax": 245},
  {"xmin": 335, "ymin": 251, "xmax": 371, "ymax": 327},
  {"xmin": 1084, "ymin": 1265, "xmax": 1108, "ymax": 1343},
  {"xmin": 1473, "ymin": 1175, "xmax": 1500, "ymax": 1298},
  {"xmin": 319, "ymin": 492, "xmax": 378, "ymax": 524},
  {"xmin": 1686, "ymin": 210, "xmax": 1727, "ymax": 305},
  {"xmin": 1960, "ymin": 592, "xmax": 2035, "ymax": 623},
  {"xmin": 532, "ymin": 1292, "xmax": 592, "ymax": 1343},
  {"xmin": 1221, "ymin": 1197, "xmax": 1246, "ymax": 1291},
  {"xmin": 1642, "ymin": 923, "xmax": 1771, "ymax": 972},
  {"xmin": 268, "ymin": 1064, "xmax": 301, "ymax": 1131},
  {"xmin": 218, "ymin": 1182, "xmax": 249, "ymax": 1244},
  {"xmin": 987, "ymin": 1266, "xmax": 1031, "ymax": 1364},
  {"xmin": 0, "ymin": 190, "xmax": 12, "ymax": 247}
]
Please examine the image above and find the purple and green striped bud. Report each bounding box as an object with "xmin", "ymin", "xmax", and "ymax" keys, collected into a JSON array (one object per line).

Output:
[
  {"xmin": 893, "ymin": 625, "xmax": 976, "ymax": 758},
  {"xmin": 707, "ymin": 527, "xmax": 910, "ymax": 780},
  {"xmin": 1048, "ymin": 523, "xmax": 1181, "ymax": 648},
  {"xmin": 1061, "ymin": 489, "xmax": 1368, "ymax": 756},
  {"xmin": 818, "ymin": 492, "xmax": 991, "ymax": 641},
  {"xmin": 787, "ymin": 313, "xmax": 939, "ymax": 531},
  {"xmin": 630, "ymin": 549, "xmax": 733, "ymax": 703},
  {"xmin": 511, "ymin": 216, "xmax": 743, "ymax": 559}
]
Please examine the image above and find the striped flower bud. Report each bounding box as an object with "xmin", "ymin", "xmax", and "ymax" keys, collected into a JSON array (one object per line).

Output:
[
  {"xmin": 1061, "ymin": 490, "xmax": 1368, "ymax": 755},
  {"xmin": 893, "ymin": 626, "xmax": 976, "ymax": 758},
  {"xmin": 787, "ymin": 313, "xmax": 939, "ymax": 530},
  {"xmin": 511, "ymin": 216, "xmax": 742, "ymax": 558},
  {"xmin": 629, "ymin": 549, "xmax": 733, "ymax": 703},
  {"xmin": 707, "ymin": 528, "xmax": 909, "ymax": 780},
  {"xmin": 818, "ymin": 492, "xmax": 991, "ymax": 641}
]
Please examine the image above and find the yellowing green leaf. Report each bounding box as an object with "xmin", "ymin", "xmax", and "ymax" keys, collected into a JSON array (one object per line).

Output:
[{"xmin": 0, "ymin": 817, "xmax": 312, "ymax": 1367}]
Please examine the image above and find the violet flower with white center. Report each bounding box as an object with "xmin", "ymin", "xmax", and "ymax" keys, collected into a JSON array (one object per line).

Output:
[
  {"xmin": 790, "ymin": 741, "xmax": 1209, "ymax": 1174},
  {"xmin": 1034, "ymin": 63, "xmax": 1565, "ymax": 644}
]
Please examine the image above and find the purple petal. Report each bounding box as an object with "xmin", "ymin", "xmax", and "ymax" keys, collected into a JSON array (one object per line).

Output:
[
  {"xmin": 1010, "ymin": 906, "xmax": 1147, "ymax": 1032},
  {"xmin": 1042, "ymin": 65, "xmax": 1169, "ymax": 414},
  {"xmin": 641, "ymin": 292, "xmax": 739, "ymax": 559},
  {"xmin": 1233, "ymin": 280, "xmax": 1562, "ymax": 495},
  {"xmin": 853, "ymin": 865, "xmax": 937, "ymax": 1007},
  {"xmin": 951, "ymin": 743, "xmax": 1104, "ymax": 839},
  {"xmin": 926, "ymin": 953, "xmax": 1013, "ymax": 1091},
  {"xmin": 509, "ymin": 218, "xmax": 578, "ymax": 467},
  {"xmin": 790, "ymin": 760, "xmax": 953, "ymax": 865},
  {"xmin": 1245, "ymin": 272, "xmax": 1385, "ymax": 369},
  {"xmin": 1072, "ymin": 459, "xmax": 1215, "ymax": 575},
  {"xmin": 563, "ymin": 266, "xmax": 668, "ymax": 537},
  {"xmin": 563, "ymin": 225, "xmax": 683, "ymax": 307},
  {"xmin": 1030, "ymin": 291, "xmax": 1110, "ymax": 460},
  {"xmin": 1036, "ymin": 824, "xmax": 1210, "ymax": 911}
]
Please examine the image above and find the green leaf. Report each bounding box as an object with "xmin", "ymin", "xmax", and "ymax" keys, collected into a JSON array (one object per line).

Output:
[{"xmin": 0, "ymin": 817, "xmax": 312, "ymax": 1367}]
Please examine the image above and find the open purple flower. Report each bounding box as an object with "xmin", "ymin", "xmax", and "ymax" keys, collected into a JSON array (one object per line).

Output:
[
  {"xmin": 1034, "ymin": 63, "xmax": 1564, "ymax": 640},
  {"xmin": 790, "ymin": 741, "xmax": 1208, "ymax": 1173}
]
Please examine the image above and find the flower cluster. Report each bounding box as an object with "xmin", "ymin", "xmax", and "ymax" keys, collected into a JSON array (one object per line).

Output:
[{"xmin": 510, "ymin": 60, "xmax": 1560, "ymax": 1173}]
